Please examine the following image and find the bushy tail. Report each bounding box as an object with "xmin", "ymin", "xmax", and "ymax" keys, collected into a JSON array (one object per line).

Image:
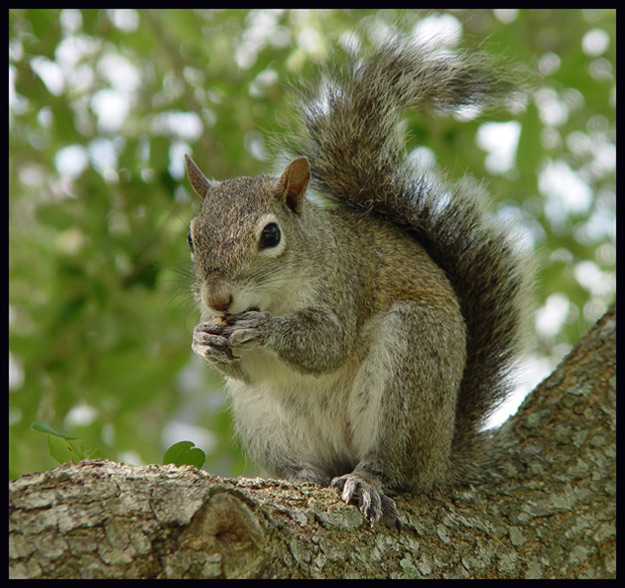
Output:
[{"xmin": 289, "ymin": 35, "xmax": 531, "ymax": 480}]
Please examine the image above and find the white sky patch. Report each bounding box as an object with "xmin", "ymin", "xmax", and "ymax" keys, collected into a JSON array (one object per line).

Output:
[
  {"xmin": 535, "ymin": 88, "xmax": 569, "ymax": 127},
  {"xmin": 539, "ymin": 159, "xmax": 592, "ymax": 221},
  {"xmin": 408, "ymin": 146, "xmax": 437, "ymax": 171},
  {"xmin": 538, "ymin": 52, "xmax": 561, "ymax": 77},
  {"xmin": 30, "ymin": 56, "xmax": 65, "ymax": 96},
  {"xmin": 106, "ymin": 8, "xmax": 139, "ymax": 32},
  {"xmin": 297, "ymin": 26, "xmax": 324, "ymax": 55},
  {"xmin": 535, "ymin": 293, "xmax": 570, "ymax": 337},
  {"xmin": 88, "ymin": 137, "xmax": 123, "ymax": 181},
  {"xmin": 477, "ymin": 121, "xmax": 521, "ymax": 174},
  {"xmin": 97, "ymin": 53, "xmax": 141, "ymax": 94},
  {"xmin": 59, "ymin": 9, "xmax": 83, "ymax": 35},
  {"xmin": 412, "ymin": 13, "xmax": 462, "ymax": 48},
  {"xmin": 9, "ymin": 351, "xmax": 24, "ymax": 391},
  {"xmin": 55, "ymin": 144, "xmax": 89, "ymax": 178},
  {"xmin": 91, "ymin": 89, "xmax": 130, "ymax": 133},
  {"xmin": 493, "ymin": 9, "xmax": 519, "ymax": 24},
  {"xmin": 55, "ymin": 34, "xmax": 102, "ymax": 85},
  {"xmin": 64, "ymin": 402, "xmax": 98, "ymax": 428},
  {"xmin": 582, "ymin": 28, "xmax": 610, "ymax": 57},
  {"xmin": 151, "ymin": 111, "xmax": 203, "ymax": 141},
  {"xmin": 9, "ymin": 65, "xmax": 29, "ymax": 115},
  {"xmin": 89, "ymin": 53, "xmax": 141, "ymax": 132},
  {"xmin": 235, "ymin": 9, "xmax": 284, "ymax": 69},
  {"xmin": 574, "ymin": 260, "xmax": 614, "ymax": 296},
  {"xmin": 169, "ymin": 141, "xmax": 191, "ymax": 179}
]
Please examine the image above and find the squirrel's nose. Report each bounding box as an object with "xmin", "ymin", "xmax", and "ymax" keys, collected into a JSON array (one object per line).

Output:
[{"xmin": 202, "ymin": 283, "xmax": 233, "ymax": 313}]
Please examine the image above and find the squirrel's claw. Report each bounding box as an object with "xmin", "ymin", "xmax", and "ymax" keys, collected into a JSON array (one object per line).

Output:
[
  {"xmin": 330, "ymin": 474, "xmax": 401, "ymax": 530},
  {"xmin": 224, "ymin": 310, "xmax": 272, "ymax": 349},
  {"xmin": 192, "ymin": 322, "xmax": 239, "ymax": 361}
]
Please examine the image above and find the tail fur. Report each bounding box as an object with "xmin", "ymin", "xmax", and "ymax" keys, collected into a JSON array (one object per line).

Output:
[{"xmin": 289, "ymin": 35, "xmax": 531, "ymax": 481}]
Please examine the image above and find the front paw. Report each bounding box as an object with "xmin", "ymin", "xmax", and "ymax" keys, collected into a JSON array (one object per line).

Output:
[
  {"xmin": 330, "ymin": 474, "xmax": 401, "ymax": 529},
  {"xmin": 224, "ymin": 310, "xmax": 273, "ymax": 350},
  {"xmin": 192, "ymin": 321, "xmax": 239, "ymax": 362}
]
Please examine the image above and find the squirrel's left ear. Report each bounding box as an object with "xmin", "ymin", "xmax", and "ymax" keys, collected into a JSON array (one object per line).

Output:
[
  {"xmin": 275, "ymin": 157, "xmax": 310, "ymax": 214},
  {"xmin": 185, "ymin": 154, "xmax": 220, "ymax": 200}
]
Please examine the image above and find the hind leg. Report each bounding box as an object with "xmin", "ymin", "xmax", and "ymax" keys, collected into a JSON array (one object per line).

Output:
[{"xmin": 333, "ymin": 301, "xmax": 466, "ymax": 526}]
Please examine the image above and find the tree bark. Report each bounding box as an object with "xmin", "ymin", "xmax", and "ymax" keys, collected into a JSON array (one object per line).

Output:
[{"xmin": 9, "ymin": 304, "xmax": 615, "ymax": 579}]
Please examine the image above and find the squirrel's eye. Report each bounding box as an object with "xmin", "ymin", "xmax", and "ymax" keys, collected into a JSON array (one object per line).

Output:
[
  {"xmin": 187, "ymin": 230, "xmax": 194, "ymax": 252},
  {"xmin": 259, "ymin": 222, "xmax": 281, "ymax": 249}
]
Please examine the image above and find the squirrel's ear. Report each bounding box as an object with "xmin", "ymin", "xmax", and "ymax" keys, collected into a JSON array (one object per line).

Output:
[
  {"xmin": 276, "ymin": 157, "xmax": 310, "ymax": 214},
  {"xmin": 185, "ymin": 154, "xmax": 219, "ymax": 200}
]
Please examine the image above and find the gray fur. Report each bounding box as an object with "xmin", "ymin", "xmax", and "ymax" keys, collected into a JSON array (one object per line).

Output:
[{"xmin": 187, "ymin": 36, "xmax": 531, "ymax": 527}]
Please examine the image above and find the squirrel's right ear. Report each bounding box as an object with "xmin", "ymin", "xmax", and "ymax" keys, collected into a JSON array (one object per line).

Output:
[
  {"xmin": 185, "ymin": 154, "xmax": 219, "ymax": 200},
  {"xmin": 275, "ymin": 157, "xmax": 310, "ymax": 214}
]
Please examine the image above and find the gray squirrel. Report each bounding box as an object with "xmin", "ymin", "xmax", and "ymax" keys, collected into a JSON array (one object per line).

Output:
[{"xmin": 185, "ymin": 35, "xmax": 531, "ymax": 528}]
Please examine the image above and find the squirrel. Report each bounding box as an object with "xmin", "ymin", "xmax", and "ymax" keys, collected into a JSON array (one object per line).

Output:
[{"xmin": 185, "ymin": 35, "xmax": 530, "ymax": 528}]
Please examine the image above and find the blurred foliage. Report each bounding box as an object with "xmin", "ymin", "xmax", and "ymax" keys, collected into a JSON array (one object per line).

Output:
[{"xmin": 9, "ymin": 9, "xmax": 615, "ymax": 478}]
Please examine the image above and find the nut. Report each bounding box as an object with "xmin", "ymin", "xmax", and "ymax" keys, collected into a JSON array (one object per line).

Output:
[{"xmin": 210, "ymin": 315, "xmax": 230, "ymax": 326}]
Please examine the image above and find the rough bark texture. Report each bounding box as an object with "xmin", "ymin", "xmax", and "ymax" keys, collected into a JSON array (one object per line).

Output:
[{"xmin": 9, "ymin": 304, "xmax": 615, "ymax": 579}]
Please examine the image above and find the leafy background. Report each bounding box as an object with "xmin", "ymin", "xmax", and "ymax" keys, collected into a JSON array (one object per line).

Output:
[{"xmin": 9, "ymin": 9, "xmax": 616, "ymax": 478}]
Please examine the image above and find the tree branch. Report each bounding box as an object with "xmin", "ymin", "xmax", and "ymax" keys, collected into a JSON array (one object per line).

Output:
[{"xmin": 9, "ymin": 304, "xmax": 615, "ymax": 579}]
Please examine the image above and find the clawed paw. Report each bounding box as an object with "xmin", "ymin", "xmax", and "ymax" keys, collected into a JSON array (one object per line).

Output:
[
  {"xmin": 192, "ymin": 310, "xmax": 272, "ymax": 362},
  {"xmin": 330, "ymin": 474, "xmax": 401, "ymax": 529},
  {"xmin": 222, "ymin": 310, "xmax": 271, "ymax": 349},
  {"xmin": 192, "ymin": 321, "xmax": 239, "ymax": 361}
]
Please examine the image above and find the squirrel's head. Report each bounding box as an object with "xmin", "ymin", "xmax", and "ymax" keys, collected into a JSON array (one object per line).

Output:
[{"xmin": 185, "ymin": 155, "xmax": 313, "ymax": 317}]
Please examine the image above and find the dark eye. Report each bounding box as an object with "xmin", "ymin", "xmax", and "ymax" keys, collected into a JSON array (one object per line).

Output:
[
  {"xmin": 187, "ymin": 230, "xmax": 194, "ymax": 252},
  {"xmin": 259, "ymin": 222, "xmax": 281, "ymax": 249}
]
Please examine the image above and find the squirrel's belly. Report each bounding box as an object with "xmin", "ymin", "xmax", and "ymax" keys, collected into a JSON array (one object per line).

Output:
[{"xmin": 228, "ymin": 351, "xmax": 361, "ymax": 469}]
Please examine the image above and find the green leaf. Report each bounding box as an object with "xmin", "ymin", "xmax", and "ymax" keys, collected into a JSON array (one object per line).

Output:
[
  {"xmin": 31, "ymin": 420, "xmax": 78, "ymax": 440},
  {"xmin": 163, "ymin": 440, "xmax": 206, "ymax": 469},
  {"xmin": 46, "ymin": 435, "xmax": 104, "ymax": 464},
  {"xmin": 31, "ymin": 421, "xmax": 104, "ymax": 465}
]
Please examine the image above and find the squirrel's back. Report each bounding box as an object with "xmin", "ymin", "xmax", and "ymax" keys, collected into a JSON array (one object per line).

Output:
[{"xmin": 287, "ymin": 35, "xmax": 531, "ymax": 480}]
